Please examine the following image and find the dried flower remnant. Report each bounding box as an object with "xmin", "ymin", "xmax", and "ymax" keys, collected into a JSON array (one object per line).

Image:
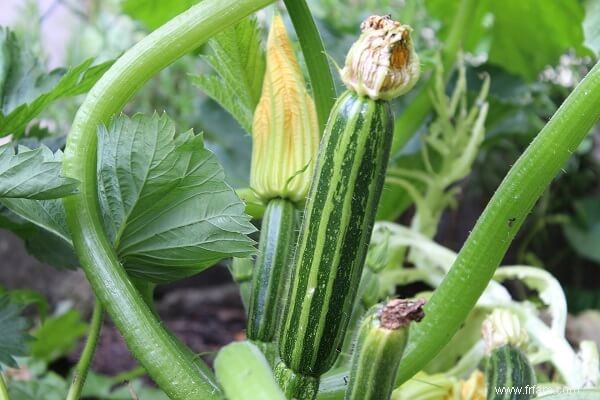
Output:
[
  {"xmin": 380, "ymin": 298, "xmax": 426, "ymax": 330},
  {"xmin": 341, "ymin": 15, "xmax": 420, "ymax": 100}
]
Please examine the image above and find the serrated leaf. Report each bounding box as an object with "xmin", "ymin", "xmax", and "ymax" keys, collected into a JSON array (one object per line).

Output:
[
  {"xmin": 31, "ymin": 310, "xmax": 88, "ymax": 362},
  {"xmin": 0, "ymin": 295, "xmax": 30, "ymax": 369},
  {"xmin": 0, "ymin": 144, "xmax": 78, "ymax": 200},
  {"xmin": 192, "ymin": 17, "xmax": 265, "ymax": 133},
  {"xmin": 0, "ymin": 28, "xmax": 112, "ymax": 137},
  {"xmin": 121, "ymin": 0, "xmax": 200, "ymax": 31},
  {"xmin": 1, "ymin": 113, "xmax": 256, "ymax": 280},
  {"xmin": 97, "ymin": 113, "xmax": 256, "ymax": 283}
]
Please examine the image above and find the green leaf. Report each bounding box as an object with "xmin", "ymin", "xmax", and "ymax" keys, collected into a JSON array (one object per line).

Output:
[
  {"xmin": 0, "ymin": 144, "xmax": 78, "ymax": 199},
  {"xmin": 488, "ymin": 0, "xmax": 586, "ymax": 80},
  {"xmin": 0, "ymin": 201, "xmax": 79, "ymax": 269},
  {"xmin": 191, "ymin": 17, "xmax": 265, "ymax": 133},
  {"xmin": 121, "ymin": 0, "xmax": 200, "ymax": 31},
  {"xmin": 563, "ymin": 196, "xmax": 600, "ymax": 263},
  {"xmin": 583, "ymin": 0, "xmax": 600, "ymax": 55},
  {"xmin": 8, "ymin": 373, "xmax": 67, "ymax": 400},
  {"xmin": 0, "ymin": 295, "xmax": 30, "ymax": 369},
  {"xmin": 1, "ymin": 113, "xmax": 256, "ymax": 279},
  {"xmin": 425, "ymin": 0, "xmax": 587, "ymax": 80},
  {"xmin": 0, "ymin": 28, "xmax": 112, "ymax": 137},
  {"xmin": 97, "ymin": 113, "xmax": 256, "ymax": 283},
  {"xmin": 30, "ymin": 310, "xmax": 88, "ymax": 362},
  {"xmin": 0, "ymin": 288, "xmax": 49, "ymax": 322}
]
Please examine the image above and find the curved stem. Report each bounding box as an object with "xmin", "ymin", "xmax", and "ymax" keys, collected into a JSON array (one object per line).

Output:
[
  {"xmin": 0, "ymin": 374, "xmax": 9, "ymax": 400},
  {"xmin": 283, "ymin": 0, "xmax": 337, "ymax": 132},
  {"xmin": 396, "ymin": 62, "xmax": 600, "ymax": 385},
  {"xmin": 66, "ymin": 301, "xmax": 103, "ymax": 400},
  {"xmin": 61, "ymin": 0, "xmax": 276, "ymax": 398}
]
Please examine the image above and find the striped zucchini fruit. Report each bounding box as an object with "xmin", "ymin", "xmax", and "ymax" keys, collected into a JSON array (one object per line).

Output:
[
  {"xmin": 486, "ymin": 344, "xmax": 536, "ymax": 400},
  {"xmin": 278, "ymin": 90, "xmax": 394, "ymax": 384},
  {"xmin": 247, "ymin": 199, "xmax": 297, "ymax": 344}
]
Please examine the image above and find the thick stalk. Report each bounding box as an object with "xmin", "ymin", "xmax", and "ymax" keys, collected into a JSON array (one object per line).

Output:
[
  {"xmin": 66, "ymin": 301, "xmax": 103, "ymax": 400},
  {"xmin": 61, "ymin": 0, "xmax": 276, "ymax": 398},
  {"xmin": 283, "ymin": 0, "xmax": 337, "ymax": 132},
  {"xmin": 396, "ymin": 62, "xmax": 600, "ymax": 384}
]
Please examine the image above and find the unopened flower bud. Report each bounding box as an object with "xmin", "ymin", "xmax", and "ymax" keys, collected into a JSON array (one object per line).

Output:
[
  {"xmin": 250, "ymin": 15, "xmax": 319, "ymax": 204},
  {"xmin": 341, "ymin": 15, "xmax": 420, "ymax": 100},
  {"xmin": 482, "ymin": 309, "xmax": 528, "ymax": 354}
]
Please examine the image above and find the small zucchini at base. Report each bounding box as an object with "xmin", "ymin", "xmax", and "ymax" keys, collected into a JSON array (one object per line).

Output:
[
  {"xmin": 344, "ymin": 298, "xmax": 425, "ymax": 400},
  {"xmin": 486, "ymin": 344, "xmax": 536, "ymax": 400}
]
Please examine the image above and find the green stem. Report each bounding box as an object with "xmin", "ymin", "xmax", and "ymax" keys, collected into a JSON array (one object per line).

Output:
[
  {"xmin": 66, "ymin": 301, "xmax": 103, "ymax": 400},
  {"xmin": 396, "ymin": 62, "xmax": 600, "ymax": 384},
  {"xmin": 0, "ymin": 374, "xmax": 9, "ymax": 400},
  {"xmin": 283, "ymin": 0, "xmax": 337, "ymax": 132},
  {"xmin": 61, "ymin": 0, "xmax": 276, "ymax": 398}
]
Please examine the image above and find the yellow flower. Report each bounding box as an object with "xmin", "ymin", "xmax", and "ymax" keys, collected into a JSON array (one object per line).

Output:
[
  {"xmin": 341, "ymin": 15, "xmax": 420, "ymax": 100},
  {"xmin": 250, "ymin": 15, "xmax": 319, "ymax": 204},
  {"xmin": 453, "ymin": 370, "xmax": 487, "ymax": 400}
]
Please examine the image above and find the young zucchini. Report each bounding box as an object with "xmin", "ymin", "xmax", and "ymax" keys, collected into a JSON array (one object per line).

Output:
[
  {"xmin": 247, "ymin": 200, "xmax": 297, "ymax": 348},
  {"xmin": 344, "ymin": 298, "xmax": 425, "ymax": 400},
  {"xmin": 277, "ymin": 15, "xmax": 420, "ymax": 399},
  {"xmin": 486, "ymin": 344, "xmax": 536, "ymax": 400},
  {"xmin": 483, "ymin": 309, "xmax": 536, "ymax": 400}
]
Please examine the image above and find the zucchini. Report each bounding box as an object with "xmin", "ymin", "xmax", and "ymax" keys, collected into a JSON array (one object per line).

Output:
[
  {"xmin": 247, "ymin": 199, "xmax": 297, "ymax": 355},
  {"xmin": 277, "ymin": 15, "xmax": 419, "ymax": 399},
  {"xmin": 486, "ymin": 344, "xmax": 536, "ymax": 400},
  {"xmin": 278, "ymin": 89, "xmax": 394, "ymax": 378},
  {"xmin": 344, "ymin": 298, "xmax": 425, "ymax": 400}
]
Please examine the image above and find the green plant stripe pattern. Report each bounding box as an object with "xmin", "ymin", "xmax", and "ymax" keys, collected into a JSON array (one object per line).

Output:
[
  {"xmin": 344, "ymin": 299, "xmax": 423, "ymax": 400},
  {"xmin": 61, "ymin": 0, "xmax": 276, "ymax": 398},
  {"xmin": 247, "ymin": 198, "xmax": 297, "ymax": 343},
  {"xmin": 395, "ymin": 61, "xmax": 600, "ymax": 385},
  {"xmin": 278, "ymin": 90, "xmax": 393, "ymax": 387},
  {"xmin": 486, "ymin": 344, "xmax": 536, "ymax": 400}
]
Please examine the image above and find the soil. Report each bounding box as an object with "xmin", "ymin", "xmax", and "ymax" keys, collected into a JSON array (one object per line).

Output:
[{"xmin": 68, "ymin": 284, "xmax": 247, "ymax": 377}]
